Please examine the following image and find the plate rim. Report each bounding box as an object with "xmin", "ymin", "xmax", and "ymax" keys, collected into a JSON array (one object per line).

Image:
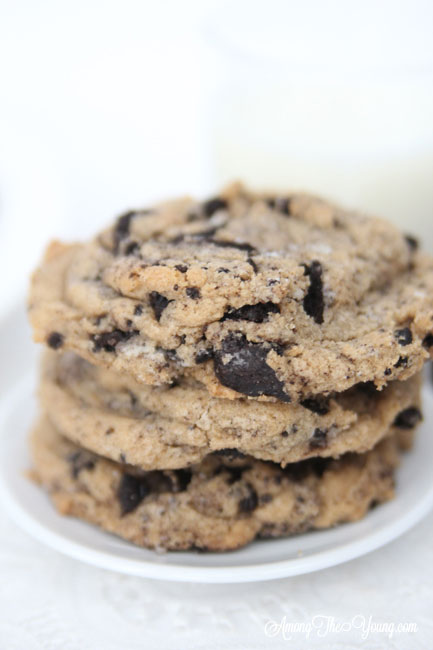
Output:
[{"xmin": 1, "ymin": 374, "xmax": 433, "ymax": 584}]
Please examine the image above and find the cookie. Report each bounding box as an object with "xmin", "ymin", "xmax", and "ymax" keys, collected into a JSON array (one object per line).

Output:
[
  {"xmin": 29, "ymin": 184, "xmax": 433, "ymax": 401},
  {"xmin": 30, "ymin": 416, "xmax": 405, "ymax": 552},
  {"xmin": 40, "ymin": 350, "xmax": 422, "ymax": 468}
]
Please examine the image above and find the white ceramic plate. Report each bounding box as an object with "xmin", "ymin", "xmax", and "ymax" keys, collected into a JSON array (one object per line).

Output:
[{"xmin": 1, "ymin": 307, "xmax": 433, "ymax": 583}]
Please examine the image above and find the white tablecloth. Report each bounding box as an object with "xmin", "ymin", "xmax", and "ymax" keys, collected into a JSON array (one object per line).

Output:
[{"xmin": 0, "ymin": 504, "xmax": 432, "ymax": 649}]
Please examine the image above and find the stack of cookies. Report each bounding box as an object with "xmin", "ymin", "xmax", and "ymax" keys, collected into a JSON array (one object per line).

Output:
[{"xmin": 28, "ymin": 184, "xmax": 433, "ymax": 551}]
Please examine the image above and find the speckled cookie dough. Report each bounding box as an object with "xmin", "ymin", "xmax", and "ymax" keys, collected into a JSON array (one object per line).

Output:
[
  {"xmin": 40, "ymin": 350, "xmax": 423, "ymax": 469},
  {"xmin": 29, "ymin": 184, "xmax": 433, "ymax": 402},
  {"xmin": 31, "ymin": 417, "xmax": 407, "ymax": 552}
]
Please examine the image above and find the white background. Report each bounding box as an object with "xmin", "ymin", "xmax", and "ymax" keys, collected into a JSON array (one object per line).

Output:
[
  {"xmin": 1, "ymin": 0, "xmax": 433, "ymax": 314},
  {"xmin": 1, "ymin": 1, "xmax": 433, "ymax": 648},
  {"xmin": 0, "ymin": 0, "xmax": 213, "ymax": 313}
]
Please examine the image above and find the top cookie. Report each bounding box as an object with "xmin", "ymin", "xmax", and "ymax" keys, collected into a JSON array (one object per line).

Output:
[{"xmin": 29, "ymin": 183, "xmax": 433, "ymax": 402}]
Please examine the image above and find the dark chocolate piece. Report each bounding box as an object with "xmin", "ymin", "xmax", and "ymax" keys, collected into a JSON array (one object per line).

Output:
[
  {"xmin": 238, "ymin": 483, "xmax": 258, "ymax": 513},
  {"xmin": 394, "ymin": 356, "xmax": 408, "ymax": 368},
  {"xmin": 214, "ymin": 333, "xmax": 290, "ymax": 401},
  {"xmin": 92, "ymin": 329, "xmax": 137, "ymax": 353},
  {"xmin": 303, "ymin": 261, "xmax": 324, "ymax": 324},
  {"xmin": 222, "ymin": 302, "xmax": 279, "ymax": 324},
  {"xmin": 202, "ymin": 197, "xmax": 228, "ymax": 217},
  {"xmin": 113, "ymin": 208, "xmax": 153, "ymax": 251},
  {"xmin": 404, "ymin": 234, "xmax": 419, "ymax": 251},
  {"xmin": 395, "ymin": 328, "xmax": 413, "ymax": 346},
  {"xmin": 423, "ymin": 333, "xmax": 433, "ymax": 348},
  {"xmin": 117, "ymin": 474, "xmax": 150, "ymax": 515},
  {"xmin": 124, "ymin": 241, "xmax": 140, "ymax": 256},
  {"xmin": 47, "ymin": 332, "xmax": 64, "ymax": 349},
  {"xmin": 393, "ymin": 407, "xmax": 422, "ymax": 429},
  {"xmin": 113, "ymin": 211, "xmax": 136, "ymax": 251},
  {"xmin": 68, "ymin": 451, "xmax": 95, "ymax": 479},
  {"xmin": 214, "ymin": 448, "xmax": 246, "ymax": 460},
  {"xmin": 149, "ymin": 291, "xmax": 171, "ymax": 321},
  {"xmin": 186, "ymin": 287, "xmax": 201, "ymax": 299}
]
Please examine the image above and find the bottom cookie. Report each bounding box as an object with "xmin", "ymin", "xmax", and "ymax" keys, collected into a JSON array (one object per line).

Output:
[{"xmin": 30, "ymin": 417, "xmax": 412, "ymax": 552}]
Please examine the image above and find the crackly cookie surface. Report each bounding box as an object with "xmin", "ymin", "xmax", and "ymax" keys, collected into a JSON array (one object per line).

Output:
[
  {"xmin": 31, "ymin": 417, "xmax": 405, "ymax": 552},
  {"xmin": 29, "ymin": 184, "xmax": 433, "ymax": 401},
  {"xmin": 40, "ymin": 350, "xmax": 422, "ymax": 469}
]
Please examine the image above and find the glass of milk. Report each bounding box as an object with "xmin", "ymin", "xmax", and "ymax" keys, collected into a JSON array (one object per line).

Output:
[{"xmin": 206, "ymin": 0, "xmax": 433, "ymax": 251}]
